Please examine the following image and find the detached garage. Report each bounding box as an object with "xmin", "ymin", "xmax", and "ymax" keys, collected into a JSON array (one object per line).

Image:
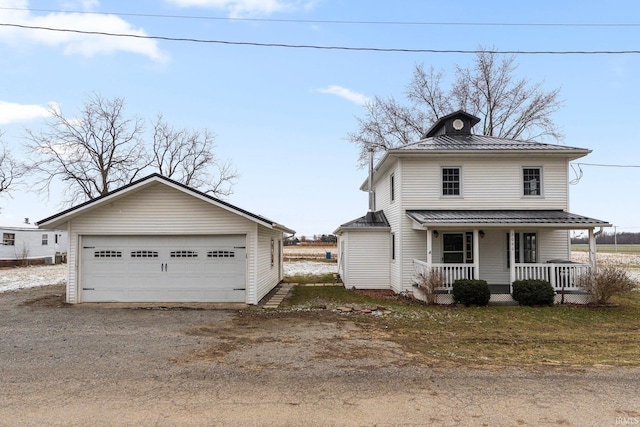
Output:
[{"xmin": 36, "ymin": 174, "xmax": 294, "ymax": 305}]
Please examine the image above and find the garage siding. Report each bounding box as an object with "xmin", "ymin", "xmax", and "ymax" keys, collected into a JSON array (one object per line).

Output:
[
  {"xmin": 256, "ymin": 226, "xmax": 283, "ymax": 303},
  {"xmin": 66, "ymin": 183, "xmax": 260, "ymax": 304}
]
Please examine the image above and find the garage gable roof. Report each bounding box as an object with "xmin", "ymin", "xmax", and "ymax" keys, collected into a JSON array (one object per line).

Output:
[{"xmin": 36, "ymin": 173, "xmax": 295, "ymax": 234}]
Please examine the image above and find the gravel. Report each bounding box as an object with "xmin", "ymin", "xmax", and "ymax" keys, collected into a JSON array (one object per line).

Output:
[{"xmin": 1, "ymin": 281, "xmax": 640, "ymax": 425}]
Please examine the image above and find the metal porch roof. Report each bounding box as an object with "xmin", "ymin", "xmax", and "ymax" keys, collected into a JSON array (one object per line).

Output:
[
  {"xmin": 334, "ymin": 211, "xmax": 390, "ymax": 233},
  {"xmin": 406, "ymin": 210, "xmax": 610, "ymax": 228}
]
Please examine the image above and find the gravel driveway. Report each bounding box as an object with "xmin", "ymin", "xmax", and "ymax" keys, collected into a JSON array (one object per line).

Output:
[{"xmin": 1, "ymin": 284, "xmax": 639, "ymax": 426}]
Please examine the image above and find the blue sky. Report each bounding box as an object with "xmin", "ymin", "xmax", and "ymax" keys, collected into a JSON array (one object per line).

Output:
[{"xmin": 0, "ymin": 0, "xmax": 639, "ymax": 237}]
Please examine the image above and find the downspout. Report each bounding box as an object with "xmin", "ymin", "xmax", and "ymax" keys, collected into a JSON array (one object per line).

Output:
[{"xmin": 365, "ymin": 148, "xmax": 375, "ymax": 223}]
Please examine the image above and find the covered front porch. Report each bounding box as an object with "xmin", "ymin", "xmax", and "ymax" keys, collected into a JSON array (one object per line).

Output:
[{"xmin": 406, "ymin": 210, "xmax": 611, "ymax": 304}]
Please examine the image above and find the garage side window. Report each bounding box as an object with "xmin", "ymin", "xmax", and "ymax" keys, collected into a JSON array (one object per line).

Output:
[
  {"xmin": 207, "ymin": 250, "xmax": 235, "ymax": 258},
  {"xmin": 95, "ymin": 250, "xmax": 122, "ymax": 258},
  {"xmin": 170, "ymin": 250, "xmax": 198, "ymax": 258},
  {"xmin": 131, "ymin": 251, "xmax": 159, "ymax": 258},
  {"xmin": 271, "ymin": 239, "xmax": 275, "ymax": 267}
]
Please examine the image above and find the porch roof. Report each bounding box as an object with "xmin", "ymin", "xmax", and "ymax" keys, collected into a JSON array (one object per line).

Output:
[
  {"xmin": 406, "ymin": 210, "xmax": 611, "ymax": 229},
  {"xmin": 334, "ymin": 210, "xmax": 391, "ymax": 234}
]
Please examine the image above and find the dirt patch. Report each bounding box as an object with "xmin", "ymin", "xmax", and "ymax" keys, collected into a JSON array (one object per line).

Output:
[{"xmin": 18, "ymin": 283, "xmax": 67, "ymax": 307}]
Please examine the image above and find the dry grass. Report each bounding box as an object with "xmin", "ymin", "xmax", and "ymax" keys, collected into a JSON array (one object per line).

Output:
[{"xmin": 283, "ymin": 286, "xmax": 640, "ymax": 367}]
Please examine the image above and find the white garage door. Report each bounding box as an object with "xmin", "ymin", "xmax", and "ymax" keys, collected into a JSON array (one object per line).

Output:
[{"xmin": 81, "ymin": 235, "xmax": 246, "ymax": 303}]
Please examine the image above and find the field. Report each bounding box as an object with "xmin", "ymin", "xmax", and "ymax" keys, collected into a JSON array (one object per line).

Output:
[{"xmin": 572, "ymin": 244, "xmax": 640, "ymax": 254}]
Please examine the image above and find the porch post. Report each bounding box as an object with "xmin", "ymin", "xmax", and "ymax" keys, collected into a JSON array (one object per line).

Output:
[
  {"xmin": 473, "ymin": 229, "xmax": 480, "ymax": 280},
  {"xmin": 426, "ymin": 228, "xmax": 433, "ymax": 268},
  {"xmin": 509, "ymin": 229, "xmax": 516, "ymax": 290},
  {"xmin": 588, "ymin": 228, "xmax": 597, "ymax": 270}
]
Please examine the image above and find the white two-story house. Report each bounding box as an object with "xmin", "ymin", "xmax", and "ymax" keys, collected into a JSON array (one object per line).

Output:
[{"xmin": 335, "ymin": 111, "xmax": 610, "ymax": 304}]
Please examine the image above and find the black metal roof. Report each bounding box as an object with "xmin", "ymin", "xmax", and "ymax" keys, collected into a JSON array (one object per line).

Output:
[
  {"xmin": 396, "ymin": 134, "xmax": 588, "ymax": 152},
  {"xmin": 337, "ymin": 210, "xmax": 390, "ymax": 230},
  {"xmin": 406, "ymin": 210, "xmax": 610, "ymax": 227},
  {"xmin": 36, "ymin": 173, "xmax": 294, "ymax": 233}
]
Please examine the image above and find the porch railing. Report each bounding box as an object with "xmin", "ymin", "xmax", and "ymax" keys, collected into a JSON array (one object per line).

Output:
[
  {"xmin": 514, "ymin": 263, "xmax": 590, "ymax": 291},
  {"xmin": 413, "ymin": 259, "xmax": 475, "ymax": 291},
  {"xmin": 414, "ymin": 259, "xmax": 591, "ymax": 293}
]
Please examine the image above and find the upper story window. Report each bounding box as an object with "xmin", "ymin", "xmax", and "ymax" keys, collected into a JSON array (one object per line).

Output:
[
  {"xmin": 523, "ymin": 167, "xmax": 541, "ymax": 196},
  {"xmin": 390, "ymin": 174, "xmax": 395, "ymax": 202},
  {"xmin": 442, "ymin": 167, "xmax": 460, "ymax": 196}
]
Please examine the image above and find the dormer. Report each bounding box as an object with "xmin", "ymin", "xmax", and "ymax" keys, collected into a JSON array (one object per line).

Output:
[{"xmin": 423, "ymin": 110, "xmax": 481, "ymax": 138}]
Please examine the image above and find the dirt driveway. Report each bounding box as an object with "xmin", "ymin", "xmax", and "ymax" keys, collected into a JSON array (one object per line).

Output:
[{"xmin": 1, "ymin": 285, "xmax": 639, "ymax": 427}]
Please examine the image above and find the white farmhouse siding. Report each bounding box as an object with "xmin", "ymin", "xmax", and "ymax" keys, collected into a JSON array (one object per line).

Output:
[
  {"xmin": 337, "ymin": 110, "xmax": 610, "ymax": 303},
  {"xmin": 340, "ymin": 230, "xmax": 390, "ymax": 289},
  {"xmin": 37, "ymin": 175, "xmax": 293, "ymax": 305},
  {"xmin": 370, "ymin": 161, "xmax": 403, "ymax": 291},
  {"xmin": 399, "ymin": 157, "xmax": 569, "ymax": 211}
]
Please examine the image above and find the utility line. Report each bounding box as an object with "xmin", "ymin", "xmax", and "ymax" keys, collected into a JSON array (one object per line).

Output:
[
  {"xmin": 2, "ymin": 23, "xmax": 640, "ymax": 55},
  {"xmin": 573, "ymin": 162, "xmax": 640, "ymax": 167},
  {"xmin": 3, "ymin": 7, "xmax": 640, "ymax": 28}
]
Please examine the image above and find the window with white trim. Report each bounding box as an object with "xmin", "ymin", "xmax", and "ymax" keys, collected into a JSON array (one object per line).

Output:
[
  {"xmin": 131, "ymin": 251, "xmax": 159, "ymax": 258},
  {"xmin": 523, "ymin": 167, "xmax": 541, "ymax": 196},
  {"xmin": 391, "ymin": 233, "xmax": 396, "ymax": 260},
  {"xmin": 2, "ymin": 233, "xmax": 15, "ymax": 246},
  {"xmin": 442, "ymin": 167, "xmax": 460, "ymax": 196},
  {"xmin": 42, "ymin": 234, "xmax": 48, "ymax": 246},
  {"xmin": 95, "ymin": 250, "xmax": 122, "ymax": 258},
  {"xmin": 390, "ymin": 174, "xmax": 395, "ymax": 202},
  {"xmin": 170, "ymin": 250, "xmax": 198, "ymax": 258},
  {"xmin": 208, "ymin": 250, "xmax": 235, "ymax": 258}
]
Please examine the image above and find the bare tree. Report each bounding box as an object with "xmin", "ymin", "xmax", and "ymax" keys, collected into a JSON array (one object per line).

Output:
[
  {"xmin": 0, "ymin": 134, "xmax": 27, "ymax": 198},
  {"xmin": 25, "ymin": 94, "xmax": 148, "ymax": 204},
  {"xmin": 348, "ymin": 48, "xmax": 563, "ymax": 166},
  {"xmin": 151, "ymin": 115, "xmax": 237, "ymax": 197}
]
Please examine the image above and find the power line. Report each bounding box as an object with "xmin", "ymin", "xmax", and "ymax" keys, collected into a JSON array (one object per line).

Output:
[
  {"xmin": 3, "ymin": 7, "xmax": 640, "ymax": 28},
  {"xmin": 3, "ymin": 23, "xmax": 640, "ymax": 55},
  {"xmin": 574, "ymin": 162, "xmax": 640, "ymax": 168}
]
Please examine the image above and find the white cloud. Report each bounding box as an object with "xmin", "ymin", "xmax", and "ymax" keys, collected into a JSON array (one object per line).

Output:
[
  {"xmin": 0, "ymin": 101, "xmax": 55, "ymax": 125},
  {"xmin": 0, "ymin": 0, "xmax": 168, "ymax": 62},
  {"xmin": 316, "ymin": 85, "xmax": 370, "ymax": 105},
  {"xmin": 165, "ymin": 0, "xmax": 317, "ymax": 17}
]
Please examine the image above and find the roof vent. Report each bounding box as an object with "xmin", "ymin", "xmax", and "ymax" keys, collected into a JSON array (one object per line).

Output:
[
  {"xmin": 423, "ymin": 110, "xmax": 481, "ymax": 138},
  {"xmin": 24, "ymin": 218, "xmax": 29, "ymax": 224}
]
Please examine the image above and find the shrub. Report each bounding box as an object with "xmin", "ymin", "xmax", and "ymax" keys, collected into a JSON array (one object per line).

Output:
[
  {"xmin": 452, "ymin": 279, "xmax": 490, "ymax": 307},
  {"xmin": 512, "ymin": 280, "xmax": 555, "ymax": 306},
  {"xmin": 576, "ymin": 266, "xmax": 636, "ymax": 305},
  {"xmin": 414, "ymin": 268, "xmax": 445, "ymax": 305}
]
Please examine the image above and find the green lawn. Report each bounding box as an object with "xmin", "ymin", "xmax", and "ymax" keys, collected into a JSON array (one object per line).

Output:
[
  {"xmin": 572, "ymin": 244, "xmax": 640, "ymax": 253},
  {"xmin": 280, "ymin": 285, "xmax": 640, "ymax": 367}
]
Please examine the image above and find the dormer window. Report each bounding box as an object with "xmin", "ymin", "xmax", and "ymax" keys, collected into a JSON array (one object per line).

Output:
[
  {"xmin": 424, "ymin": 110, "xmax": 481, "ymax": 138},
  {"xmin": 523, "ymin": 167, "xmax": 541, "ymax": 196}
]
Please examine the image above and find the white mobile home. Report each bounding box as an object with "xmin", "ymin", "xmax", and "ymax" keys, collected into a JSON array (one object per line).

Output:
[{"xmin": 1, "ymin": 220, "xmax": 67, "ymax": 267}]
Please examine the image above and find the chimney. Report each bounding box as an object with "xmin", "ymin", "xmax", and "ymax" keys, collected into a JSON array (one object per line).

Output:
[{"xmin": 365, "ymin": 148, "xmax": 375, "ymax": 223}]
